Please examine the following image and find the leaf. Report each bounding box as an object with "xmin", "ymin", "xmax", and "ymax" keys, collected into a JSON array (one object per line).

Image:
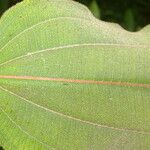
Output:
[
  {"xmin": 124, "ymin": 8, "xmax": 135, "ymax": 31},
  {"xmin": 0, "ymin": 0, "xmax": 150, "ymax": 149},
  {"xmin": 88, "ymin": 0, "xmax": 101, "ymax": 19}
]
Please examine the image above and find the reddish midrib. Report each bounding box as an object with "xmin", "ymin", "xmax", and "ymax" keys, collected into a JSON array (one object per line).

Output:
[{"xmin": 0, "ymin": 75, "xmax": 150, "ymax": 88}]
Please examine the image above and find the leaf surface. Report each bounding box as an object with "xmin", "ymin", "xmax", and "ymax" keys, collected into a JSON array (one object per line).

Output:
[{"xmin": 0, "ymin": 0, "xmax": 150, "ymax": 149}]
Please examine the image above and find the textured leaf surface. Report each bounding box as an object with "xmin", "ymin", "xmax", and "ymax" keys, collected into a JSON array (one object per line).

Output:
[{"xmin": 0, "ymin": 0, "xmax": 150, "ymax": 149}]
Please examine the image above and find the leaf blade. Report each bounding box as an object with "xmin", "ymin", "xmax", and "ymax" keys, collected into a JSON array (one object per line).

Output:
[{"xmin": 0, "ymin": 0, "xmax": 150, "ymax": 149}]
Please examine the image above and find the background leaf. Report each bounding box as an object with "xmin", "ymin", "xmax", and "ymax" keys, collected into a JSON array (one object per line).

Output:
[
  {"xmin": 88, "ymin": 0, "xmax": 101, "ymax": 18},
  {"xmin": 0, "ymin": 0, "xmax": 150, "ymax": 149},
  {"xmin": 124, "ymin": 8, "xmax": 135, "ymax": 31}
]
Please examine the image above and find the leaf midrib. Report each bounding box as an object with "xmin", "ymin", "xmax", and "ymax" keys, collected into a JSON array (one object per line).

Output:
[{"xmin": 0, "ymin": 75, "xmax": 150, "ymax": 89}]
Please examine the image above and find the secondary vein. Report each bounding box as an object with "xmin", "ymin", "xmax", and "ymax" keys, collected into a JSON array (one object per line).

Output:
[
  {"xmin": 0, "ymin": 86, "xmax": 150, "ymax": 135},
  {"xmin": 0, "ymin": 107, "xmax": 54, "ymax": 149},
  {"xmin": 0, "ymin": 16, "xmax": 150, "ymax": 53},
  {"xmin": 0, "ymin": 43, "xmax": 150, "ymax": 67}
]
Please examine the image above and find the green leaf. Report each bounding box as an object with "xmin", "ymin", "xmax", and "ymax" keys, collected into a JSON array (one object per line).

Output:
[
  {"xmin": 124, "ymin": 8, "xmax": 135, "ymax": 31},
  {"xmin": 89, "ymin": 0, "xmax": 101, "ymax": 19},
  {"xmin": 0, "ymin": 0, "xmax": 150, "ymax": 149}
]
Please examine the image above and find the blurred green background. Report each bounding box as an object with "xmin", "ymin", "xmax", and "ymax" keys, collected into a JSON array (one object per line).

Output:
[{"xmin": 0, "ymin": 0, "xmax": 150, "ymax": 31}]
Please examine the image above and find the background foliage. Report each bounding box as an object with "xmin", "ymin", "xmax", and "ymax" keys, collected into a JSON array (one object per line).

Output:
[{"xmin": 0, "ymin": 0, "xmax": 150, "ymax": 31}]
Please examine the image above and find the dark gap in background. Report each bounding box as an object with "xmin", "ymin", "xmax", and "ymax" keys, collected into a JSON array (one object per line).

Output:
[
  {"xmin": 0, "ymin": 146, "xmax": 4, "ymax": 150},
  {"xmin": 78, "ymin": 0, "xmax": 150, "ymax": 31},
  {"xmin": 0, "ymin": 0, "xmax": 22, "ymax": 16}
]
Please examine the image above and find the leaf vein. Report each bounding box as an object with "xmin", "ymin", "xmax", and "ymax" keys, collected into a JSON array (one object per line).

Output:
[
  {"xmin": 1, "ymin": 16, "xmax": 150, "ymax": 53},
  {"xmin": 1, "ymin": 86, "xmax": 150, "ymax": 135},
  {"xmin": 1, "ymin": 43, "xmax": 150, "ymax": 67},
  {"xmin": 0, "ymin": 107, "xmax": 55, "ymax": 149},
  {"xmin": 0, "ymin": 75, "xmax": 150, "ymax": 88},
  {"xmin": 0, "ymin": 16, "xmax": 91, "ymax": 52}
]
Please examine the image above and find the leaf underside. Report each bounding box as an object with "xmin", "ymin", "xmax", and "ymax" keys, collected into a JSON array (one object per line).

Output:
[{"xmin": 0, "ymin": 0, "xmax": 150, "ymax": 149}]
